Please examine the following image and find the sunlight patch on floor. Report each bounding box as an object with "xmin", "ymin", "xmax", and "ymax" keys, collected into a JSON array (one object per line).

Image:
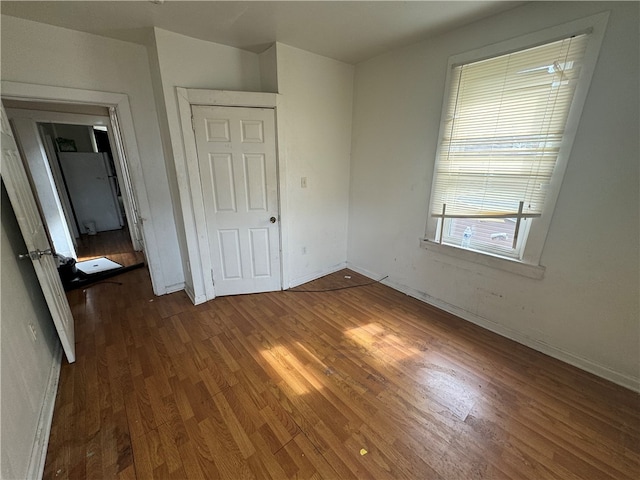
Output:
[
  {"xmin": 259, "ymin": 344, "xmax": 326, "ymax": 395},
  {"xmin": 344, "ymin": 322, "xmax": 420, "ymax": 363}
]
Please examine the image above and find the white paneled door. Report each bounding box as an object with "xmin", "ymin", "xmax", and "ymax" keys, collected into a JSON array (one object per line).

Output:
[
  {"xmin": 1, "ymin": 104, "xmax": 75, "ymax": 363},
  {"xmin": 192, "ymin": 105, "xmax": 281, "ymax": 296}
]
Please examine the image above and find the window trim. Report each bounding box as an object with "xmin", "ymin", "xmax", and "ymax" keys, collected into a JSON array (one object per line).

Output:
[
  {"xmin": 423, "ymin": 12, "xmax": 609, "ymax": 272},
  {"xmin": 420, "ymin": 238, "xmax": 546, "ymax": 279}
]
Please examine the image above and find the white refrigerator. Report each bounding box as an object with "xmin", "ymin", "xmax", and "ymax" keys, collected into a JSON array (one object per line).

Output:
[{"xmin": 57, "ymin": 152, "xmax": 123, "ymax": 235}]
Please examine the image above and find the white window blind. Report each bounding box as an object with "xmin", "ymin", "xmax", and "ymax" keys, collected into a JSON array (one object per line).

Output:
[{"xmin": 430, "ymin": 34, "xmax": 589, "ymax": 221}]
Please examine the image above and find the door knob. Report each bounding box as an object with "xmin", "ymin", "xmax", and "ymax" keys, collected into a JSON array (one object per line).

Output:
[
  {"xmin": 269, "ymin": 216, "xmax": 277, "ymax": 224},
  {"xmin": 18, "ymin": 248, "xmax": 53, "ymax": 260}
]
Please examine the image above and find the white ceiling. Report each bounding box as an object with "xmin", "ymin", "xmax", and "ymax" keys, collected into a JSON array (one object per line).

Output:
[{"xmin": 0, "ymin": 1, "xmax": 524, "ymax": 64}]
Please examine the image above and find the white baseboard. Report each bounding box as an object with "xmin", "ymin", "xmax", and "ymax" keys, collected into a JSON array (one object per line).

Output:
[
  {"xmin": 347, "ymin": 263, "xmax": 640, "ymax": 393},
  {"xmin": 27, "ymin": 342, "xmax": 62, "ymax": 480},
  {"xmin": 164, "ymin": 282, "xmax": 186, "ymax": 295},
  {"xmin": 184, "ymin": 283, "xmax": 208, "ymax": 305},
  {"xmin": 186, "ymin": 263, "xmax": 350, "ymax": 303},
  {"xmin": 288, "ymin": 261, "xmax": 348, "ymax": 289}
]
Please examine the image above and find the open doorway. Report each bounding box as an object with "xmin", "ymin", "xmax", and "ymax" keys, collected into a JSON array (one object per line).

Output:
[
  {"xmin": 39, "ymin": 121, "xmax": 143, "ymax": 267},
  {"xmin": 1, "ymin": 81, "xmax": 166, "ymax": 297},
  {"xmin": 5, "ymin": 101, "xmax": 145, "ymax": 288}
]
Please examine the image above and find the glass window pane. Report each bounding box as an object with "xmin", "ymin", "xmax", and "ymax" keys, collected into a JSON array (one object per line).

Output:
[{"xmin": 443, "ymin": 217, "xmax": 523, "ymax": 258}]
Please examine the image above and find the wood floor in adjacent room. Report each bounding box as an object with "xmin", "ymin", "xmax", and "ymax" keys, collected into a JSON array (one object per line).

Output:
[
  {"xmin": 44, "ymin": 268, "xmax": 639, "ymax": 479},
  {"xmin": 75, "ymin": 227, "xmax": 145, "ymax": 268}
]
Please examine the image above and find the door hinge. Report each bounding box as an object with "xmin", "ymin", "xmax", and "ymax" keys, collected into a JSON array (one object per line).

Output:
[
  {"xmin": 191, "ymin": 115, "xmax": 195, "ymax": 131},
  {"xmin": 211, "ymin": 269, "xmax": 215, "ymax": 286}
]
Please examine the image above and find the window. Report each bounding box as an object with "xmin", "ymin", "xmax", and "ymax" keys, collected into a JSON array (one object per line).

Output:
[{"xmin": 425, "ymin": 14, "xmax": 607, "ymax": 268}]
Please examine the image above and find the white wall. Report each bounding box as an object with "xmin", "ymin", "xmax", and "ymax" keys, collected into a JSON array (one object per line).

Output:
[
  {"xmin": 147, "ymin": 32, "xmax": 354, "ymax": 294},
  {"xmin": 259, "ymin": 44, "xmax": 279, "ymax": 93},
  {"xmin": 275, "ymin": 43, "xmax": 354, "ymax": 286},
  {"xmin": 148, "ymin": 28, "xmax": 263, "ymax": 300},
  {"xmin": 50, "ymin": 124, "xmax": 94, "ymax": 152},
  {"xmin": 1, "ymin": 183, "xmax": 60, "ymax": 480},
  {"xmin": 1, "ymin": 15, "xmax": 183, "ymax": 294},
  {"xmin": 348, "ymin": 1, "xmax": 639, "ymax": 389}
]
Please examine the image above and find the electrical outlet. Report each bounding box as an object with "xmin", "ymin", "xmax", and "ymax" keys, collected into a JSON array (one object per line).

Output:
[
  {"xmin": 29, "ymin": 323, "xmax": 37, "ymax": 341},
  {"xmin": 301, "ymin": 177, "xmax": 307, "ymax": 188}
]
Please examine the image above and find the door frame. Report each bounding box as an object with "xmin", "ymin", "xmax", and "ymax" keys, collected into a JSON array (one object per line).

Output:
[
  {"xmin": 177, "ymin": 88, "xmax": 289, "ymax": 304},
  {"xmin": 1, "ymin": 81, "xmax": 166, "ymax": 295},
  {"xmin": 6, "ymin": 107, "xmax": 143, "ymax": 252}
]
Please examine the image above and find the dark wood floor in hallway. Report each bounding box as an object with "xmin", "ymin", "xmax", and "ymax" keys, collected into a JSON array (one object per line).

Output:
[
  {"xmin": 75, "ymin": 227, "xmax": 145, "ymax": 268},
  {"xmin": 44, "ymin": 268, "xmax": 639, "ymax": 479}
]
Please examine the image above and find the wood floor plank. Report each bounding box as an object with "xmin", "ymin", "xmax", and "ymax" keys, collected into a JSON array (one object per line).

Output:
[
  {"xmin": 199, "ymin": 417, "xmax": 256, "ymax": 480},
  {"xmin": 43, "ymin": 267, "xmax": 640, "ymax": 479},
  {"xmin": 292, "ymin": 433, "xmax": 343, "ymax": 479},
  {"xmin": 75, "ymin": 227, "xmax": 145, "ymax": 269},
  {"xmin": 182, "ymin": 416, "xmax": 222, "ymax": 479},
  {"xmin": 246, "ymin": 429, "xmax": 291, "ymax": 479}
]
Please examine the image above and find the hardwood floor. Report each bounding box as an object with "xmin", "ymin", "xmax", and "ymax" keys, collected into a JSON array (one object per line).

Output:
[
  {"xmin": 75, "ymin": 227, "xmax": 145, "ymax": 268},
  {"xmin": 44, "ymin": 268, "xmax": 639, "ymax": 479}
]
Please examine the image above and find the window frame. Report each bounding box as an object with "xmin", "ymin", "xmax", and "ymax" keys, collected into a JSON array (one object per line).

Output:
[{"xmin": 423, "ymin": 12, "xmax": 609, "ymax": 273}]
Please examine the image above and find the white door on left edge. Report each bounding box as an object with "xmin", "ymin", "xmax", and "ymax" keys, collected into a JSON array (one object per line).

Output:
[
  {"xmin": 1, "ymin": 104, "xmax": 76, "ymax": 363},
  {"xmin": 192, "ymin": 105, "xmax": 281, "ymax": 296}
]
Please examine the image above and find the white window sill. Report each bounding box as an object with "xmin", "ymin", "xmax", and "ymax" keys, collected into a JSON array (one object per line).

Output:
[{"xmin": 419, "ymin": 238, "xmax": 545, "ymax": 280}]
